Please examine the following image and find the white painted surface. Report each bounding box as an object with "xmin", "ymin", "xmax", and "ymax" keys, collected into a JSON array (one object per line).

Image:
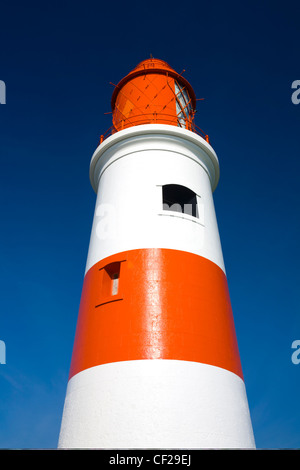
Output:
[
  {"xmin": 58, "ymin": 124, "xmax": 255, "ymax": 449},
  {"xmin": 58, "ymin": 360, "xmax": 255, "ymax": 449},
  {"xmin": 86, "ymin": 125, "xmax": 225, "ymax": 274}
]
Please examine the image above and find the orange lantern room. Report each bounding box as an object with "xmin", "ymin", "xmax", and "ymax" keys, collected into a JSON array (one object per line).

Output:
[{"xmin": 111, "ymin": 57, "xmax": 197, "ymax": 132}]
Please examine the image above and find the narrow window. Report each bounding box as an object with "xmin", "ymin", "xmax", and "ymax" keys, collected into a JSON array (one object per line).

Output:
[
  {"xmin": 96, "ymin": 260, "xmax": 125, "ymax": 308},
  {"xmin": 102, "ymin": 262, "xmax": 121, "ymax": 298},
  {"xmin": 111, "ymin": 273, "xmax": 119, "ymax": 296},
  {"xmin": 162, "ymin": 184, "xmax": 198, "ymax": 218}
]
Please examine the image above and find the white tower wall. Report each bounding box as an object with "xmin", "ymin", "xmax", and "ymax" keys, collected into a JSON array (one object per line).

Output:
[{"xmin": 58, "ymin": 125, "xmax": 255, "ymax": 449}]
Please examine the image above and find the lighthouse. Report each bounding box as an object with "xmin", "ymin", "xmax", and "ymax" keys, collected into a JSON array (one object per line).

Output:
[{"xmin": 58, "ymin": 58, "xmax": 255, "ymax": 449}]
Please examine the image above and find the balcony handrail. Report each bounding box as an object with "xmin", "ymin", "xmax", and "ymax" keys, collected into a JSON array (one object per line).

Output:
[{"xmin": 99, "ymin": 113, "xmax": 209, "ymax": 145}]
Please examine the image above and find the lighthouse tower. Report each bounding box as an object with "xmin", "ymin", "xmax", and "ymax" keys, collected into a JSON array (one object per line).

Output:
[{"xmin": 58, "ymin": 58, "xmax": 255, "ymax": 449}]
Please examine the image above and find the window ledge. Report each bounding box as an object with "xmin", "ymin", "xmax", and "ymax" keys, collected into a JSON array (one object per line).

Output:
[
  {"xmin": 95, "ymin": 296, "xmax": 123, "ymax": 308},
  {"xmin": 158, "ymin": 211, "xmax": 205, "ymax": 226}
]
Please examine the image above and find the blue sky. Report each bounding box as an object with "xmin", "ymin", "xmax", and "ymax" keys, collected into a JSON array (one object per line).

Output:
[{"xmin": 0, "ymin": 0, "xmax": 300, "ymax": 448}]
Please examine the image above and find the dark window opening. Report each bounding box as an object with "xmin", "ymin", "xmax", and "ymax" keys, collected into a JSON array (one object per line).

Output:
[
  {"xmin": 102, "ymin": 261, "xmax": 121, "ymax": 297},
  {"xmin": 95, "ymin": 260, "xmax": 125, "ymax": 308},
  {"xmin": 162, "ymin": 184, "xmax": 198, "ymax": 218}
]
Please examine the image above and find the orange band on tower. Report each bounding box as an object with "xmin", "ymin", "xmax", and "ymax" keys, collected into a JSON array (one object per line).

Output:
[{"xmin": 69, "ymin": 248, "xmax": 243, "ymax": 380}]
